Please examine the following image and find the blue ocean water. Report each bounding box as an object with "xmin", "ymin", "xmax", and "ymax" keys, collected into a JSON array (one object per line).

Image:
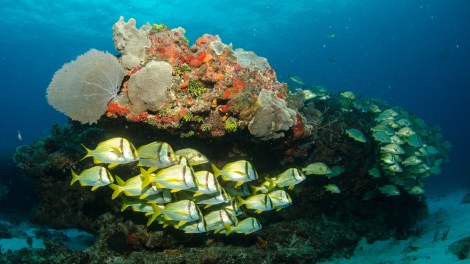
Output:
[{"xmin": 0, "ymin": 0, "xmax": 468, "ymax": 224}]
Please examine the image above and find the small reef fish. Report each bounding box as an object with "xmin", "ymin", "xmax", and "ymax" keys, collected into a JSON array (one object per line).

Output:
[
  {"xmin": 137, "ymin": 141, "xmax": 178, "ymax": 169},
  {"xmin": 402, "ymin": 156, "xmax": 422, "ymax": 167},
  {"xmin": 71, "ymin": 166, "xmax": 114, "ymax": 191},
  {"xmin": 213, "ymin": 199, "xmax": 244, "ymax": 217},
  {"xmin": 368, "ymin": 168, "xmax": 381, "ymax": 178},
  {"xmin": 389, "ymin": 135, "xmax": 404, "ymax": 145},
  {"xmin": 302, "ymin": 162, "xmax": 332, "ymax": 176},
  {"xmin": 223, "ymin": 181, "xmax": 252, "ymax": 198},
  {"xmin": 408, "ymin": 186, "xmax": 425, "ymax": 195},
  {"xmin": 175, "ymin": 218, "xmax": 207, "ymax": 234},
  {"xmin": 340, "ymin": 91, "xmax": 356, "ymax": 100},
  {"xmin": 108, "ymin": 175, "xmax": 161, "ymax": 199},
  {"xmin": 148, "ymin": 200, "xmax": 202, "ymax": 227},
  {"xmin": 396, "ymin": 127, "xmax": 415, "ymax": 137},
  {"xmin": 271, "ymin": 168, "xmax": 306, "ymax": 190},
  {"xmin": 141, "ymin": 165, "xmax": 196, "ymax": 192},
  {"xmin": 211, "ymin": 160, "xmax": 258, "ymax": 188},
  {"xmin": 267, "ymin": 190, "xmax": 292, "ymax": 210},
  {"xmin": 188, "ymin": 170, "xmax": 221, "ymax": 197},
  {"xmin": 345, "ymin": 128, "xmax": 366, "ymax": 143},
  {"xmin": 327, "ymin": 32, "xmax": 336, "ymax": 38},
  {"xmin": 17, "ymin": 129, "xmax": 22, "ymax": 141},
  {"xmin": 175, "ymin": 148, "xmax": 209, "ymax": 166},
  {"xmin": 373, "ymin": 131, "xmax": 392, "ymax": 143},
  {"xmin": 324, "ymin": 184, "xmax": 341, "ymax": 194},
  {"xmin": 384, "ymin": 163, "xmax": 403, "ymax": 173},
  {"xmin": 120, "ymin": 196, "xmax": 158, "ymax": 214},
  {"xmin": 237, "ymin": 194, "xmax": 273, "ymax": 214},
  {"xmin": 380, "ymin": 144, "xmax": 405, "ymax": 155},
  {"xmin": 288, "ymin": 75, "xmax": 305, "ymax": 85},
  {"xmin": 184, "ymin": 188, "xmax": 231, "ymax": 209},
  {"xmin": 406, "ymin": 134, "xmax": 423, "ymax": 147},
  {"xmin": 141, "ymin": 190, "xmax": 172, "ymax": 204},
  {"xmin": 82, "ymin": 137, "xmax": 138, "ymax": 168},
  {"xmin": 379, "ymin": 185, "xmax": 400, "ymax": 196},
  {"xmin": 326, "ymin": 166, "xmax": 345, "ymax": 179},
  {"xmin": 223, "ymin": 217, "xmax": 262, "ymax": 235},
  {"xmin": 205, "ymin": 209, "xmax": 239, "ymax": 233}
]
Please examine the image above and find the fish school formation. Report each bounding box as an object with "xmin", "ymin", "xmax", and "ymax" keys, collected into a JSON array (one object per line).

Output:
[{"xmin": 71, "ymin": 138, "xmax": 306, "ymax": 235}]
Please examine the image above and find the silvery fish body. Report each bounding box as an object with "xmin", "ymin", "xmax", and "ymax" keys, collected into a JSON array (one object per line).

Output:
[
  {"xmin": 108, "ymin": 175, "xmax": 162, "ymax": 199},
  {"xmin": 189, "ymin": 170, "xmax": 221, "ymax": 196},
  {"xmin": 175, "ymin": 148, "xmax": 209, "ymax": 166},
  {"xmin": 148, "ymin": 200, "xmax": 202, "ymax": 227},
  {"xmin": 82, "ymin": 137, "xmax": 139, "ymax": 166},
  {"xmin": 224, "ymin": 217, "xmax": 262, "ymax": 235},
  {"xmin": 237, "ymin": 194, "xmax": 273, "ymax": 213},
  {"xmin": 71, "ymin": 166, "xmax": 114, "ymax": 191},
  {"xmin": 191, "ymin": 188, "xmax": 231, "ymax": 208},
  {"xmin": 267, "ymin": 190, "xmax": 292, "ymax": 210},
  {"xmin": 141, "ymin": 165, "xmax": 196, "ymax": 192},
  {"xmin": 302, "ymin": 162, "xmax": 332, "ymax": 175},
  {"xmin": 275, "ymin": 168, "xmax": 306, "ymax": 189},
  {"xmin": 211, "ymin": 160, "xmax": 258, "ymax": 187},
  {"xmin": 137, "ymin": 142, "xmax": 178, "ymax": 169},
  {"xmin": 176, "ymin": 218, "xmax": 208, "ymax": 233},
  {"xmin": 205, "ymin": 209, "xmax": 238, "ymax": 233}
]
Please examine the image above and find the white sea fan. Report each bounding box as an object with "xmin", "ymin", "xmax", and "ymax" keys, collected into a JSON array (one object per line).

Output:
[{"xmin": 46, "ymin": 49, "xmax": 124, "ymax": 124}]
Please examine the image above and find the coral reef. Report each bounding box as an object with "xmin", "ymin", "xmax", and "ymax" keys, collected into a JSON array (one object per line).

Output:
[{"xmin": 15, "ymin": 17, "xmax": 452, "ymax": 263}]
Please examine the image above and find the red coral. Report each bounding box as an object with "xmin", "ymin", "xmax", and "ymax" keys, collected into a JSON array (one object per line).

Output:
[
  {"xmin": 292, "ymin": 114, "xmax": 304, "ymax": 138},
  {"xmin": 107, "ymin": 102, "xmax": 129, "ymax": 116},
  {"xmin": 127, "ymin": 112, "xmax": 148, "ymax": 122}
]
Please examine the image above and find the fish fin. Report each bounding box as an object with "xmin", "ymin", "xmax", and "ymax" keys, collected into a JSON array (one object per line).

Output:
[
  {"xmin": 91, "ymin": 186, "xmax": 99, "ymax": 191},
  {"xmin": 147, "ymin": 167, "xmax": 158, "ymax": 173},
  {"xmin": 93, "ymin": 158, "xmax": 102, "ymax": 164},
  {"xmin": 276, "ymin": 208, "xmax": 282, "ymax": 212},
  {"xmin": 176, "ymin": 221, "xmax": 187, "ymax": 228},
  {"xmin": 70, "ymin": 169, "xmax": 79, "ymax": 186},
  {"xmin": 146, "ymin": 205, "xmax": 162, "ymax": 227},
  {"xmin": 108, "ymin": 163, "xmax": 119, "ymax": 169},
  {"xmin": 144, "ymin": 212, "xmax": 152, "ymax": 216},
  {"xmin": 255, "ymin": 210, "xmax": 263, "ymax": 214},
  {"xmin": 120, "ymin": 203, "xmax": 129, "ymax": 212},
  {"xmin": 288, "ymin": 185, "xmax": 295, "ymax": 190},
  {"xmin": 221, "ymin": 175, "xmax": 230, "ymax": 181},
  {"xmin": 108, "ymin": 184, "xmax": 122, "ymax": 199},
  {"xmin": 162, "ymin": 223, "xmax": 169, "ymax": 228},
  {"xmin": 139, "ymin": 193, "xmax": 149, "ymax": 199},
  {"xmin": 265, "ymin": 177, "xmax": 276, "ymax": 190},
  {"xmin": 211, "ymin": 164, "xmax": 221, "ymax": 178},
  {"xmin": 193, "ymin": 192, "xmax": 204, "ymax": 197},
  {"xmin": 203, "ymin": 204, "xmax": 212, "ymax": 209},
  {"xmin": 234, "ymin": 181, "xmax": 244, "ymax": 188},
  {"xmin": 223, "ymin": 224, "xmax": 234, "ymax": 236},
  {"xmin": 155, "ymin": 183, "xmax": 165, "ymax": 189},
  {"xmin": 80, "ymin": 144, "xmax": 93, "ymax": 161},
  {"xmin": 140, "ymin": 168, "xmax": 153, "ymax": 189},
  {"xmin": 170, "ymin": 189, "xmax": 181, "ymax": 193},
  {"xmin": 236, "ymin": 196, "xmax": 245, "ymax": 207},
  {"xmin": 249, "ymin": 185, "xmax": 259, "ymax": 194},
  {"xmin": 115, "ymin": 175, "xmax": 125, "ymax": 186},
  {"xmin": 79, "ymin": 181, "xmax": 88, "ymax": 186},
  {"xmin": 213, "ymin": 228, "xmax": 222, "ymax": 234}
]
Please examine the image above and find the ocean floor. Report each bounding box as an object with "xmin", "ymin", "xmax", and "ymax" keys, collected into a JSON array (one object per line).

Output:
[
  {"xmin": 1, "ymin": 190, "xmax": 469, "ymax": 263},
  {"xmin": 321, "ymin": 189, "xmax": 470, "ymax": 264}
]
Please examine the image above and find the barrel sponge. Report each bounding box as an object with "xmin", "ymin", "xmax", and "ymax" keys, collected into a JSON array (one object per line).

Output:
[
  {"xmin": 127, "ymin": 61, "xmax": 173, "ymax": 113},
  {"xmin": 112, "ymin": 16, "xmax": 151, "ymax": 70},
  {"xmin": 248, "ymin": 90, "xmax": 297, "ymax": 140},
  {"xmin": 46, "ymin": 49, "xmax": 124, "ymax": 124}
]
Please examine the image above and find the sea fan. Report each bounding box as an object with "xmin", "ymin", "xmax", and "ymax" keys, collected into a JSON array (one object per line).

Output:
[{"xmin": 46, "ymin": 49, "xmax": 124, "ymax": 124}]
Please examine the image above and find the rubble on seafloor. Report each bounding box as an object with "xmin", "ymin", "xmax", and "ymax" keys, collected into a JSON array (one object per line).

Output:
[{"xmin": 8, "ymin": 17, "xmax": 452, "ymax": 263}]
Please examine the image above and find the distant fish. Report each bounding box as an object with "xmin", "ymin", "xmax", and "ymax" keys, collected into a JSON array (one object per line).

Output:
[
  {"xmin": 288, "ymin": 75, "xmax": 305, "ymax": 86},
  {"xmin": 17, "ymin": 129, "xmax": 22, "ymax": 141},
  {"xmin": 327, "ymin": 58, "xmax": 336, "ymax": 64},
  {"xmin": 327, "ymin": 32, "xmax": 336, "ymax": 38}
]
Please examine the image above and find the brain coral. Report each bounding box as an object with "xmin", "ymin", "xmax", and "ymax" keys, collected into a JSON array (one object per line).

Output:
[
  {"xmin": 46, "ymin": 49, "xmax": 124, "ymax": 124},
  {"xmin": 127, "ymin": 61, "xmax": 173, "ymax": 113}
]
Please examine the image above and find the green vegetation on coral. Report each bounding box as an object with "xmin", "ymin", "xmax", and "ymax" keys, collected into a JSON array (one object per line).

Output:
[
  {"xmin": 225, "ymin": 117, "xmax": 238, "ymax": 133},
  {"xmin": 201, "ymin": 123, "xmax": 212, "ymax": 132},
  {"xmin": 176, "ymin": 64, "xmax": 191, "ymax": 76},
  {"xmin": 187, "ymin": 79, "xmax": 205, "ymax": 98},
  {"xmin": 150, "ymin": 23, "xmax": 167, "ymax": 33},
  {"xmin": 180, "ymin": 131, "xmax": 195, "ymax": 138}
]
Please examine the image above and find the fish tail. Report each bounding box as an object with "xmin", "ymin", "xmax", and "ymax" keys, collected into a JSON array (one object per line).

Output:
[
  {"xmin": 236, "ymin": 196, "xmax": 245, "ymax": 207},
  {"xmin": 249, "ymin": 185, "xmax": 259, "ymax": 194},
  {"xmin": 108, "ymin": 184, "xmax": 123, "ymax": 199},
  {"xmin": 70, "ymin": 169, "xmax": 79, "ymax": 186},
  {"xmin": 224, "ymin": 224, "xmax": 234, "ymax": 236},
  {"xmin": 140, "ymin": 168, "xmax": 153, "ymax": 189},
  {"xmin": 147, "ymin": 204, "xmax": 162, "ymax": 227},
  {"xmin": 265, "ymin": 177, "xmax": 276, "ymax": 190},
  {"xmin": 211, "ymin": 164, "xmax": 221, "ymax": 178},
  {"xmin": 80, "ymin": 144, "xmax": 94, "ymax": 161}
]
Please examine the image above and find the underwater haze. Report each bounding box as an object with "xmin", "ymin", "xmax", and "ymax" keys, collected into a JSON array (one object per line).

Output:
[{"xmin": 0, "ymin": 0, "xmax": 469, "ymax": 261}]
